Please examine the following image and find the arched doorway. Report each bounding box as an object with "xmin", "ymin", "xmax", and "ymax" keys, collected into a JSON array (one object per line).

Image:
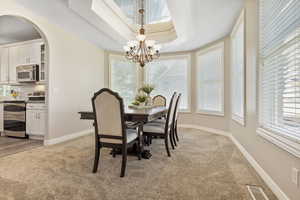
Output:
[{"xmin": 0, "ymin": 15, "xmax": 49, "ymax": 155}]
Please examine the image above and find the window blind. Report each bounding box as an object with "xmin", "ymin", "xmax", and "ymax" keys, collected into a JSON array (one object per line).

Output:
[
  {"xmin": 109, "ymin": 55, "xmax": 138, "ymax": 106},
  {"xmin": 145, "ymin": 56, "xmax": 190, "ymax": 111},
  {"xmin": 197, "ymin": 43, "xmax": 224, "ymax": 115},
  {"xmin": 259, "ymin": 0, "xmax": 300, "ymax": 140}
]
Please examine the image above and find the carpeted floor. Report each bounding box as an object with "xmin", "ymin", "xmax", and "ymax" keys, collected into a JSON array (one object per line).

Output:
[
  {"xmin": 0, "ymin": 136, "xmax": 42, "ymax": 158},
  {"xmin": 0, "ymin": 128, "xmax": 277, "ymax": 200}
]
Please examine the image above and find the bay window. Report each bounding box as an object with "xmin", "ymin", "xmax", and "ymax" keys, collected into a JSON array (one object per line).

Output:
[{"xmin": 109, "ymin": 54, "xmax": 190, "ymax": 111}]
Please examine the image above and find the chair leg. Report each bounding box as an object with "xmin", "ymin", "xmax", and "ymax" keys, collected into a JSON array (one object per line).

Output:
[
  {"xmin": 169, "ymin": 131, "xmax": 175, "ymax": 150},
  {"xmin": 172, "ymin": 128, "xmax": 177, "ymax": 147},
  {"xmin": 175, "ymin": 121, "xmax": 179, "ymax": 142},
  {"xmin": 137, "ymin": 139, "xmax": 142, "ymax": 160},
  {"xmin": 120, "ymin": 146, "xmax": 127, "ymax": 177},
  {"xmin": 112, "ymin": 148, "xmax": 116, "ymax": 158},
  {"xmin": 93, "ymin": 143, "xmax": 100, "ymax": 173},
  {"xmin": 164, "ymin": 135, "xmax": 171, "ymax": 157}
]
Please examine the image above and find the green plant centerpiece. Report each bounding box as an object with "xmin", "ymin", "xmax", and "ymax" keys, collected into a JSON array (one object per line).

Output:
[
  {"xmin": 139, "ymin": 84, "xmax": 155, "ymax": 106},
  {"xmin": 134, "ymin": 94, "xmax": 147, "ymax": 106}
]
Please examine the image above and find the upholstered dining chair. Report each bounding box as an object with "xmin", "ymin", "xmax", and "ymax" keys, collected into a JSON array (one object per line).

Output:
[
  {"xmin": 171, "ymin": 93, "xmax": 181, "ymax": 146},
  {"xmin": 147, "ymin": 93, "xmax": 181, "ymax": 149},
  {"xmin": 92, "ymin": 88, "xmax": 142, "ymax": 177},
  {"xmin": 142, "ymin": 92, "xmax": 177, "ymax": 157},
  {"xmin": 152, "ymin": 95, "xmax": 167, "ymax": 107}
]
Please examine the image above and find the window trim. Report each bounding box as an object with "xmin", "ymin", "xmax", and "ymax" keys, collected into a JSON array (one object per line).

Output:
[
  {"xmin": 143, "ymin": 54, "xmax": 192, "ymax": 112},
  {"xmin": 230, "ymin": 10, "xmax": 246, "ymax": 126},
  {"xmin": 257, "ymin": 128, "xmax": 300, "ymax": 158},
  {"xmin": 196, "ymin": 42, "xmax": 225, "ymax": 116}
]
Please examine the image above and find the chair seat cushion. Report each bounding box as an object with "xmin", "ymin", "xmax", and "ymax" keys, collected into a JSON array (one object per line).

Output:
[
  {"xmin": 143, "ymin": 123, "xmax": 165, "ymax": 133},
  {"xmin": 100, "ymin": 129, "xmax": 138, "ymax": 144},
  {"xmin": 151, "ymin": 119, "xmax": 166, "ymax": 124}
]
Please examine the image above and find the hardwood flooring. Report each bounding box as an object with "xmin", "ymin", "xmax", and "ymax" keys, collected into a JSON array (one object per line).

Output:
[{"xmin": 0, "ymin": 136, "xmax": 42, "ymax": 158}]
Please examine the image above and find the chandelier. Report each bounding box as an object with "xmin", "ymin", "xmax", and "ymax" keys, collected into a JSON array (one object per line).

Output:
[{"xmin": 123, "ymin": 0, "xmax": 161, "ymax": 67}]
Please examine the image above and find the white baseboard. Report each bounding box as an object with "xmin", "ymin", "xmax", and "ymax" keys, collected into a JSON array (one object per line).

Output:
[
  {"xmin": 178, "ymin": 124, "xmax": 230, "ymax": 137},
  {"xmin": 29, "ymin": 135, "xmax": 44, "ymax": 141},
  {"xmin": 230, "ymin": 135, "xmax": 290, "ymax": 200},
  {"xmin": 44, "ymin": 129, "xmax": 93, "ymax": 146},
  {"xmin": 179, "ymin": 124, "xmax": 290, "ymax": 200}
]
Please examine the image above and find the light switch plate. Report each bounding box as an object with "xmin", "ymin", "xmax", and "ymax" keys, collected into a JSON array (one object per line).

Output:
[{"xmin": 292, "ymin": 168, "xmax": 299, "ymax": 186}]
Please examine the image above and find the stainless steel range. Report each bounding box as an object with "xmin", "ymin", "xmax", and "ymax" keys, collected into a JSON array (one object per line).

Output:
[{"xmin": 4, "ymin": 101, "xmax": 26, "ymax": 138}]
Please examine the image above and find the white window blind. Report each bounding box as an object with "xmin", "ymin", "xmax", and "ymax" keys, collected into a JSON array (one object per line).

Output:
[
  {"xmin": 259, "ymin": 0, "xmax": 300, "ymax": 141},
  {"xmin": 145, "ymin": 56, "xmax": 190, "ymax": 111},
  {"xmin": 109, "ymin": 55, "xmax": 138, "ymax": 106},
  {"xmin": 231, "ymin": 12, "xmax": 245, "ymax": 125},
  {"xmin": 197, "ymin": 43, "xmax": 224, "ymax": 115}
]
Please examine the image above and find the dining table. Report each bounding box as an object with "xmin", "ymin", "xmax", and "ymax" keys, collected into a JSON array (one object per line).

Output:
[
  {"xmin": 78, "ymin": 106, "xmax": 167, "ymax": 123},
  {"xmin": 78, "ymin": 106, "xmax": 168, "ymax": 158}
]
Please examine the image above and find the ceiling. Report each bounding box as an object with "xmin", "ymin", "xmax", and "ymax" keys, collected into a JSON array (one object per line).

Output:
[
  {"xmin": 0, "ymin": 15, "xmax": 41, "ymax": 45},
  {"xmin": 14, "ymin": 0, "xmax": 244, "ymax": 52}
]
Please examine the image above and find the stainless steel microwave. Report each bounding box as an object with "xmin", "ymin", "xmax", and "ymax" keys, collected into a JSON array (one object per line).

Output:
[{"xmin": 16, "ymin": 64, "xmax": 39, "ymax": 82}]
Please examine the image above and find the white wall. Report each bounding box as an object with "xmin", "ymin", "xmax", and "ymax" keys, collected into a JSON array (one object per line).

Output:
[
  {"xmin": 229, "ymin": 0, "xmax": 300, "ymax": 200},
  {"xmin": 0, "ymin": 0, "xmax": 105, "ymax": 141},
  {"xmin": 178, "ymin": 38, "xmax": 231, "ymax": 131}
]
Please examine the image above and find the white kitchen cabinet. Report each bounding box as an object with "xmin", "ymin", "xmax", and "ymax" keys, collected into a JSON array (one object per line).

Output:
[
  {"xmin": 0, "ymin": 40, "xmax": 45, "ymax": 84},
  {"xmin": 26, "ymin": 104, "xmax": 46, "ymax": 136},
  {"xmin": 0, "ymin": 47, "xmax": 9, "ymax": 83},
  {"xmin": 18, "ymin": 43, "xmax": 41, "ymax": 65},
  {"xmin": 8, "ymin": 46, "xmax": 19, "ymax": 83},
  {"xmin": 39, "ymin": 44, "xmax": 46, "ymax": 82}
]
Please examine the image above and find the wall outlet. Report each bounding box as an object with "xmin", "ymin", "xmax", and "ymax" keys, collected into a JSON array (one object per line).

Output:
[{"xmin": 292, "ymin": 168, "xmax": 299, "ymax": 186}]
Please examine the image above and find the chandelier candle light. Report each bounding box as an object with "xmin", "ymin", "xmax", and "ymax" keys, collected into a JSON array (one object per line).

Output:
[{"xmin": 123, "ymin": 0, "xmax": 161, "ymax": 67}]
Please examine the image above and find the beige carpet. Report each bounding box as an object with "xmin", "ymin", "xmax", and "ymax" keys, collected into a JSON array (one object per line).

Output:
[
  {"xmin": 0, "ymin": 136, "xmax": 42, "ymax": 158},
  {"xmin": 0, "ymin": 128, "xmax": 277, "ymax": 200}
]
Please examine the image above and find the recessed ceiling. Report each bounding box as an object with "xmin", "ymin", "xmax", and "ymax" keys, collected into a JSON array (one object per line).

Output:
[
  {"xmin": 14, "ymin": 0, "xmax": 244, "ymax": 52},
  {"xmin": 0, "ymin": 15, "xmax": 41, "ymax": 45}
]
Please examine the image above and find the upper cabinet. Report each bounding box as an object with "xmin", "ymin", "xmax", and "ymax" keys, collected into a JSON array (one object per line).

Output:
[
  {"xmin": 8, "ymin": 46, "xmax": 19, "ymax": 84},
  {"xmin": 0, "ymin": 39, "xmax": 45, "ymax": 84},
  {"xmin": 17, "ymin": 42, "xmax": 41, "ymax": 65},
  {"xmin": 0, "ymin": 47, "xmax": 9, "ymax": 83},
  {"xmin": 39, "ymin": 44, "xmax": 46, "ymax": 82}
]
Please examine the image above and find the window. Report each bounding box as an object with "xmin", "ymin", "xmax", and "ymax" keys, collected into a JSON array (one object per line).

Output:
[
  {"xmin": 231, "ymin": 11, "xmax": 245, "ymax": 125},
  {"xmin": 196, "ymin": 43, "xmax": 224, "ymax": 116},
  {"xmin": 109, "ymin": 55, "xmax": 138, "ymax": 106},
  {"xmin": 145, "ymin": 55, "xmax": 191, "ymax": 111},
  {"xmin": 113, "ymin": 0, "xmax": 171, "ymax": 24},
  {"xmin": 258, "ymin": 0, "xmax": 300, "ymax": 157}
]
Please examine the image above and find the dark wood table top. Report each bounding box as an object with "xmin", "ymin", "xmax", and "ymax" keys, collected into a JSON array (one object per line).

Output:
[{"xmin": 79, "ymin": 106, "xmax": 167, "ymax": 123}]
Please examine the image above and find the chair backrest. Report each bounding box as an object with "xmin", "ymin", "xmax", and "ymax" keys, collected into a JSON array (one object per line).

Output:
[
  {"xmin": 152, "ymin": 95, "xmax": 167, "ymax": 107},
  {"xmin": 92, "ymin": 88, "xmax": 126, "ymax": 143},
  {"xmin": 164, "ymin": 92, "xmax": 177, "ymax": 133},
  {"xmin": 172, "ymin": 93, "xmax": 181, "ymax": 123}
]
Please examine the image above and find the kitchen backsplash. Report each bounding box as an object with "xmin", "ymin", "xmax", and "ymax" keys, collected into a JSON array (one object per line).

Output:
[{"xmin": 0, "ymin": 84, "xmax": 46, "ymax": 99}]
